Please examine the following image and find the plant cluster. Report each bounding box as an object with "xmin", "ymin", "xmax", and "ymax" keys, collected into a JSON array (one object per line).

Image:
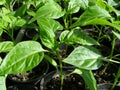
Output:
[{"xmin": 0, "ymin": 0, "xmax": 120, "ymax": 90}]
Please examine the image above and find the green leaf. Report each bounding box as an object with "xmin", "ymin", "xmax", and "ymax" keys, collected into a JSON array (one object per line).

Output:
[
  {"xmin": 96, "ymin": 0, "xmax": 106, "ymax": 9},
  {"xmin": 67, "ymin": 0, "xmax": 80, "ymax": 14},
  {"xmin": 0, "ymin": 41, "xmax": 45, "ymax": 75},
  {"xmin": 0, "ymin": 7, "xmax": 10, "ymax": 16},
  {"xmin": 27, "ymin": 9, "xmax": 36, "ymax": 16},
  {"xmin": 59, "ymin": 30, "xmax": 69, "ymax": 42},
  {"xmin": 81, "ymin": 70, "xmax": 97, "ymax": 90},
  {"xmin": 15, "ymin": 4, "xmax": 27, "ymax": 17},
  {"xmin": 112, "ymin": 31, "xmax": 120, "ymax": 39},
  {"xmin": 88, "ymin": 0, "xmax": 97, "ymax": 6},
  {"xmin": 45, "ymin": 55, "xmax": 58, "ymax": 70},
  {"xmin": 70, "ymin": 68, "xmax": 82, "ymax": 75},
  {"xmin": 38, "ymin": 18, "xmax": 63, "ymax": 33},
  {"xmin": 0, "ymin": 0, "xmax": 5, "ymax": 5},
  {"xmin": 0, "ymin": 28, "xmax": 3, "ymax": 36},
  {"xmin": 0, "ymin": 41, "xmax": 14, "ymax": 53},
  {"xmin": 60, "ymin": 29, "xmax": 99, "ymax": 45},
  {"xmin": 108, "ymin": 3, "xmax": 120, "ymax": 17},
  {"xmin": 0, "ymin": 75, "xmax": 7, "ymax": 90},
  {"xmin": 79, "ymin": 0, "xmax": 89, "ymax": 9},
  {"xmin": 15, "ymin": 18, "xmax": 26, "ymax": 27},
  {"xmin": 0, "ymin": 18, "xmax": 8, "ymax": 29},
  {"xmin": 71, "ymin": 5, "xmax": 111, "ymax": 28},
  {"xmin": 107, "ymin": 0, "xmax": 118, "ymax": 6},
  {"xmin": 113, "ymin": 9, "xmax": 120, "ymax": 17},
  {"xmin": 2, "ymin": 15, "xmax": 14, "ymax": 23},
  {"xmin": 5, "ymin": 0, "xmax": 12, "ymax": 5},
  {"xmin": 0, "ymin": 57, "xmax": 2, "ymax": 64},
  {"xmin": 63, "ymin": 46, "xmax": 103, "ymax": 70},
  {"xmin": 80, "ymin": 18, "xmax": 120, "ymax": 32},
  {"xmin": 29, "ymin": 1, "xmax": 65, "ymax": 23},
  {"xmin": 37, "ymin": 18, "xmax": 63, "ymax": 49}
]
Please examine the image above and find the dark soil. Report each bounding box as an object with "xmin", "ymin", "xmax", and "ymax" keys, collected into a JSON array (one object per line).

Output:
[
  {"xmin": 94, "ymin": 61, "xmax": 119, "ymax": 84},
  {"xmin": 42, "ymin": 61, "xmax": 119, "ymax": 90},
  {"xmin": 42, "ymin": 73, "xmax": 87, "ymax": 90}
]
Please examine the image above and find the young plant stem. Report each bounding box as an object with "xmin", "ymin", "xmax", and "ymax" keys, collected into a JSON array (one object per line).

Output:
[
  {"xmin": 56, "ymin": 50, "xmax": 64, "ymax": 90},
  {"xmin": 8, "ymin": 28, "xmax": 15, "ymax": 44},
  {"xmin": 59, "ymin": 59, "xmax": 64, "ymax": 90},
  {"xmin": 95, "ymin": 25, "xmax": 103, "ymax": 42},
  {"xmin": 100, "ymin": 35, "xmax": 116, "ymax": 75},
  {"xmin": 21, "ymin": 73, "xmax": 26, "ymax": 81},
  {"xmin": 63, "ymin": 15, "xmax": 68, "ymax": 29},
  {"xmin": 12, "ymin": 0, "xmax": 17, "ymax": 10},
  {"xmin": 111, "ymin": 67, "xmax": 120, "ymax": 90},
  {"xmin": 69, "ymin": 15, "xmax": 72, "ymax": 26}
]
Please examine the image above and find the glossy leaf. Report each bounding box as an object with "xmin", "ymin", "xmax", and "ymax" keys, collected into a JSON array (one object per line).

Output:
[
  {"xmin": 45, "ymin": 55, "xmax": 58, "ymax": 69},
  {"xmin": 81, "ymin": 70, "xmax": 97, "ymax": 90},
  {"xmin": 29, "ymin": 1, "xmax": 65, "ymax": 23},
  {"xmin": 67, "ymin": 0, "xmax": 80, "ymax": 14},
  {"xmin": 71, "ymin": 5, "xmax": 111, "ymax": 28},
  {"xmin": 60, "ymin": 29, "xmax": 99, "ymax": 45},
  {"xmin": 63, "ymin": 46, "xmax": 103, "ymax": 70},
  {"xmin": 0, "ymin": 0, "xmax": 5, "ymax": 5},
  {"xmin": 70, "ymin": 68, "xmax": 82, "ymax": 75},
  {"xmin": 79, "ymin": 0, "xmax": 89, "ymax": 9},
  {"xmin": 59, "ymin": 30, "xmax": 69, "ymax": 42},
  {"xmin": 0, "ymin": 7, "xmax": 10, "ymax": 16},
  {"xmin": 0, "ymin": 18, "xmax": 8, "ymax": 29},
  {"xmin": 107, "ymin": 0, "xmax": 117, "ymax": 6},
  {"xmin": 37, "ymin": 18, "xmax": 63, "ymax": 49},
  {"xmin": 27, "ymin": 9, "xmax": 36, "ymax": 16},
  {"xmin": 0, "ymin": 41, "xmax": 14, "ymax": 53},
  {"xmin": 38, "ymin": 18, "xmax": 63, "ymax": 33},
  {"xmin": 67, "ymin": 0, "xmax": 88, "ymax": 14},
  {"xmin": 0, "ymin": 41, "xmax": 45, "ymax": 75},
  {"xmin": 80, "ymin": 18, "xmax": 120, "ymax": 32},
  {"xmin": 15, "ymin": 18, "xmax": 26, "ymax": 27},
  {"xmin": 0, "ymin": 28, "xmax": 3, "ymax": 36},
  {"xmin": 106, "ymin": 4, "xmax": 120, "ymax": 17},
  {"xmin": 2, "ymin": 15, "xmax": 15, "ymax": 23},
  {"xmin": 96, "ymin": 0, "xmax": 106, "ymax": 9}
]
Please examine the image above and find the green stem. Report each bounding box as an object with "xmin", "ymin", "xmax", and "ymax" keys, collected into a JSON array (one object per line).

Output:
[
  {"xmin": 69, "ymin": 15, "xmax": 72, "ymax": 26},
  {"xmin": 111, "ymin": 67, "xmax": 120, "ymax": 90},
  {"xmin": 63, "ymin": 15, "xmax": 68, "ymax": 29},
  {"xmin": 95, "ymin": 25, "xmax": 103, "ymax": 41},
  {"xmin": 10, "ymin": 29, "xmax": 15, "ymax": 44},
  {"xmin": 100, "ymin": 35, "xmax": 116, "ymax": 75},
  {"xmin": 56, "ymin": 50, "xmax": 64, "ymax": 90},
  {"xmin": 21, "ymin": 73, "xmax": 26, "ymax": 81},
  {"xmin": 110, "ymin": 36, "xmax": 116, "ymax": 59},
  {"xmin": 7, "ymin": 29, "xmax": 15, "ymax": 44},
  {"xmin": 59, "ymin": 62, "xmax": 64, "ymax": 90}
]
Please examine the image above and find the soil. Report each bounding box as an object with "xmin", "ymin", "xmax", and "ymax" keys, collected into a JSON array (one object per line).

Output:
[
  {"xmin": 94, "ymin": 61, "xmax": 119, "ymax": 84},
  {"xmin": 40, "ymin": 61, "xmax": 120, "ymax": 90},
  {"xmin": 43, "ymin": 73, "xmax": 87, "ymax": 90}
]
